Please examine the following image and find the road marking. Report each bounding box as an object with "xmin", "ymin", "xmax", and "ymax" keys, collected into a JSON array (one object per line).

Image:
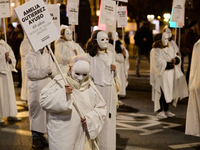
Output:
[
  {"xmin": 116, "ymin": 112, "xmax": 181, "ymax": 135},
  {"xmin": 169, "ymin": 142, "xmax": 200, "ymax": 149}
]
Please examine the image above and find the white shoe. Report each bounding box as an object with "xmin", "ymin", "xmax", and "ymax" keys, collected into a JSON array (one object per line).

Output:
[
  {"xmin": 0, "ymin": 118, "xmax": 5, "ymax": 123},
  {"xmin": 7, "ymin": 116, "xmax": 21, "ymax": 121},
  {"xmin": 118, "ymin": 100, "xmax": 124, "ymax": 106},
  {"xmin": 156, "ymin": 111, "xmax": 168, "ymax": 119},
  {"xmin": 165, "ymin": 111, "xmax": 175, "ymax": 117}
]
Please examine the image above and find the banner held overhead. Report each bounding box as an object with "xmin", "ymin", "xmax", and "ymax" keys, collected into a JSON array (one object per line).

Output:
[
  {"xmin": 14, "ymin": 0, "xmax": 60, "ymax": 52},
  {"xmin": 0, "ymin": 0, "xmax": 10, "ymax": 18},
  {"xmin": 46, "ymin": 4, "xmax": 60, "ymax": 32}
]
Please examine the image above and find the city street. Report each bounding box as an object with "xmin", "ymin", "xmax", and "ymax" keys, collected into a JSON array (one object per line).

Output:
[{"xmin": 1, "ymin": 57, "xmax": 200, "ymax": 150}]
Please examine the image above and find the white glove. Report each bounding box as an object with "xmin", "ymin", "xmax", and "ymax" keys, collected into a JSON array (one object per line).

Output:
[{"xmin": 45, "ymin": 66, "xmax": 52, "ymax": 75}]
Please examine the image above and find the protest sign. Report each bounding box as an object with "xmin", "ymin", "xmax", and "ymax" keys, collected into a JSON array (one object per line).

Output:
[
  {"xmin": 100, "ymin": 0, "xmax": 116, "ymax": 26},
  {"xmin": 171, "ymin": 0, "xmax": 185, "ymax": 23},
  {"xmin": 67, "ymin": 0, "xmax": 79, "ymax": 25},
  {"xmin": 0, "ymin": 0, "xmax": 10, "ymax": 18},
  {"xmin": 46, "ymin": 4, "xmax": 60, "ymax": 32},
  {"xmin": 14, "ymin": 0, "xmax": 60, "ymax": 52},
  {"xmin": 117, "ymin": 6, "xmax": 127, "ymax": 28}
]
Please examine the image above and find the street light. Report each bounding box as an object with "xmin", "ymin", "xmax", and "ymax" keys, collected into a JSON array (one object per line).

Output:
[
  {"xmin": 163, "ymin": 13, "xmax": 170, "ymax": 22},
  {"xmin": 147, "ymin": 14, "xmax": 155, "ymax": 22}
]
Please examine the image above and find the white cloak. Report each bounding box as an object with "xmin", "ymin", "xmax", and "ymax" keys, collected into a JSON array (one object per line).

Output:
[
  {"xmin": 20, "ymin": 38, "xmax": 31, "ymax": 100},
  {"xmin": 0, "ymin": 39, "xmax": 18, "ymax": 117},
  {"xmin": 25, "ymin": 49, "xmax": 57, "ymax": 133},
  {"xmin": 54, "ymin": 38, "xmax": 85, "ymax": 73},
  {"xmin": 185, "ymin": 39, "xmax": 200, "ymax": 137},
  {"xmin": 86, "ymin": 51, "xmax": 117, "ymax": 150},
  {"xmin": 40, "ymin": 74, "xmax": 106, "ymax": 150},
  {"xmin": 150, "ymin": 46, "xmax": 188, "ymax": 112}
]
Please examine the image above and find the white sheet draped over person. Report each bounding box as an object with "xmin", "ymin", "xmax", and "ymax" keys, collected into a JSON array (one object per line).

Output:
[
  {"xmin": 25, "ymin": 46, "xmax": 57, "ymax": 149},
  {"xmin": 150, "ymin": 32, "xmax": 188, "ymax": 119},
  {"xmin": 185, "ymin": 39, "xmax": 200, "ymax": 137},
  {"xmin": 164, "ymin": 28, "xmax": 188, "ymax": 101},
  {"xmin": 85, "ymin": 30, "xmax": 117, "ymax": 150},
  {"xmin": 108, "ymin": 31, "xmax": 130, "ymax": 97},
  {"xmin": 0, "ymin": 36, "xmax": 21, "ymax": 123},
  {"xmin": 20, "ymin": 34, "xmax": 31, "ymax": 101},
  {"xmin": 39, "ymin": 55, "xmax": 106, "ymax": 150},
  {"xmin": 54, "ymin": 26, "xmax": 85, "ymax": 73}
]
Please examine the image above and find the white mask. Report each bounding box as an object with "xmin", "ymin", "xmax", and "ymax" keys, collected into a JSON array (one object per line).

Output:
[
  {"xmin": 112, "ymin": 31, "xmax": 119, "ymax": 41},
  {"xmin": 71, "ymin": 60, "xmax": 90, "ymax": 83},
  {"xmin": 64, "ymin": 29, "xmax": 72, "ymax": 41},
  {"xmin": 162, "ymin": 32, "xmax": 169, "ymax": 46},
  {"xmin": 97, "ymin": 31, "xmax": 108, "ymax": 50},
  {"xmin": 165, "ymin": 28, "xmax": 172, "ymax": 39}
]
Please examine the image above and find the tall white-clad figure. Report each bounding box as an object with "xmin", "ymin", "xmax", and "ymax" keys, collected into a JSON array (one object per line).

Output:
[
  {"xmin": 20, "ymin": 35, "xmax": 31, "ymax": 101},
  {"xmin": 108, "ymin": 31, "xmax": 129, "ymax": 97},
  {"xmin": 25, "ymin": 47, "xmax": 57, "ymax": 149},
  {"xmin": 185, "ymin": 39, "xmax": 200, "ymax": 137},
  {"xmin": 0, "ymin": 33, "xmax": 21, "ymax": 123},
  {"xmin": 164, "ymin": 28, "xmax": 188, "ymax": 101},
  {"xmin": 54, "ymin": 27, "xmax": 85, "ymax": 73},
  {"xmin": 40, "ymin": 55, "xmax": 106, "ymax": 150},
  {"xmin": 150, "ymin": 32, "xmax": 188, "ymax": 119},
  {"xmin": 86, "ymin": 30, "xmax": 117, "ymax": 150}
]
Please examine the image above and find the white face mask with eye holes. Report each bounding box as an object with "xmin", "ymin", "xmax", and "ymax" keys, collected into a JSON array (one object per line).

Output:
[
  {"xmin": 97, "ymin": 31, "xmax": 108, "ymax": 50},
  {"xmin": 71, "ymin": 60, "xmax": 90, "ymax": 83},
  {"xmin": 64, "ymin": 29, "xmax": 72, "ymax": 41},
  {"xmin": 165, "ymin": 28, "xmax": 172, "ymax": 39},
  {"xmin": 162, "ymin": 32, "xmax": 169, "ymax": 46}
]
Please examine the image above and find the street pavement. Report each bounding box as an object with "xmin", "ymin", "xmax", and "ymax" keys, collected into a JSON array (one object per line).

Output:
[{"xmin": 1, "ymin": 57, "xmax": 200, "ymax": 150}]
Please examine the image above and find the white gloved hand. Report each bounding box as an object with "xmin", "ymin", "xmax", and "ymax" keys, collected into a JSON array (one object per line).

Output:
[{"xmin": 45, "ymin": 66, "xmax": 52, "ymax": 75}]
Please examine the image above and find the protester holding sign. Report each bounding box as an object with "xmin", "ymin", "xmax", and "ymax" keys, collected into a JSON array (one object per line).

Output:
[
  {"xmin": 40, "ymin": 55, "xmax": 106, "ymax": 150},
  {"xmin": 54, "ymin": 27, "xmax": 85, "ymax": 73},
  {"xmin": 85, "ymin": 30, "xmax": 117, "ymax": 150},
  {"xmin": 108, "ymin": 31, "xmax": 129, "ymax": 100},
  {"xmin": 0, "ymin": 32, "xmax": 21, "ymax": 124},
  {"xmin": 25, "ymin": 47, "xmax": 57, "ymax": 149}
]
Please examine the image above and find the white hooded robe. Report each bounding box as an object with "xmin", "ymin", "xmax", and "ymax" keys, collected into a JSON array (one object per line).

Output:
[
  {"xmin": 54, "ymin": 38, "xmax": 85, "ymax": 73},
  {"xmin": 25, "ymin": 48, "xmax": 57, "ymax": 133},
  {"xmin": 0, "ymin": 39, "xmax": 18, "ymax": 118},
  {"xmin": 185, "ymin": 39, "xmax": 200, "ymax": 137},
  {"xmin": 86, "ymin": 51, "xmax": 117, "ymax": 150},
  {"xmin": 20, "ymin": 38, "xmax": 31, "ymax": 100},
  {"xmin": 40, "ymin": 74, "xmax": 106, "ymax": 150},
  {"xmin": 150, "ymin": 46, "xmax": 188, "ymax": 112}
]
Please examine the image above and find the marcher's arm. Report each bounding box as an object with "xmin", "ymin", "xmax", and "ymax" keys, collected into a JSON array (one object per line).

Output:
[
  {"xmin": 84, "ymin": 83, "xmax": 107, "ymax": 139},
  {"xmin": 40, "ymin": 79, "xmax": 73, "ymax": 113}
]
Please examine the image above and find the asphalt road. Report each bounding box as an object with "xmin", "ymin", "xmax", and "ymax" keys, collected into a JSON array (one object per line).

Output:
[{"xmin": 1, "ymin": 56, "xmax": 199, "ymax": 150}]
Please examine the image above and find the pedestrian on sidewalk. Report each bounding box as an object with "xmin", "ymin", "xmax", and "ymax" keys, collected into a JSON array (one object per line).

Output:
[
  {"xmin": 25, "ymin": 47, "xmax": 57, "ymax": 149},
  {"xmin": 134, "ymin": 21, "xmax": 153, "ymax": 77},
  {"xmin": 0, "ymin": 32, "xmax": 21, "ymax": 123},
  {"xmin": 150, "ymin": 32, "xmax": 188, "ymax": 119}
]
